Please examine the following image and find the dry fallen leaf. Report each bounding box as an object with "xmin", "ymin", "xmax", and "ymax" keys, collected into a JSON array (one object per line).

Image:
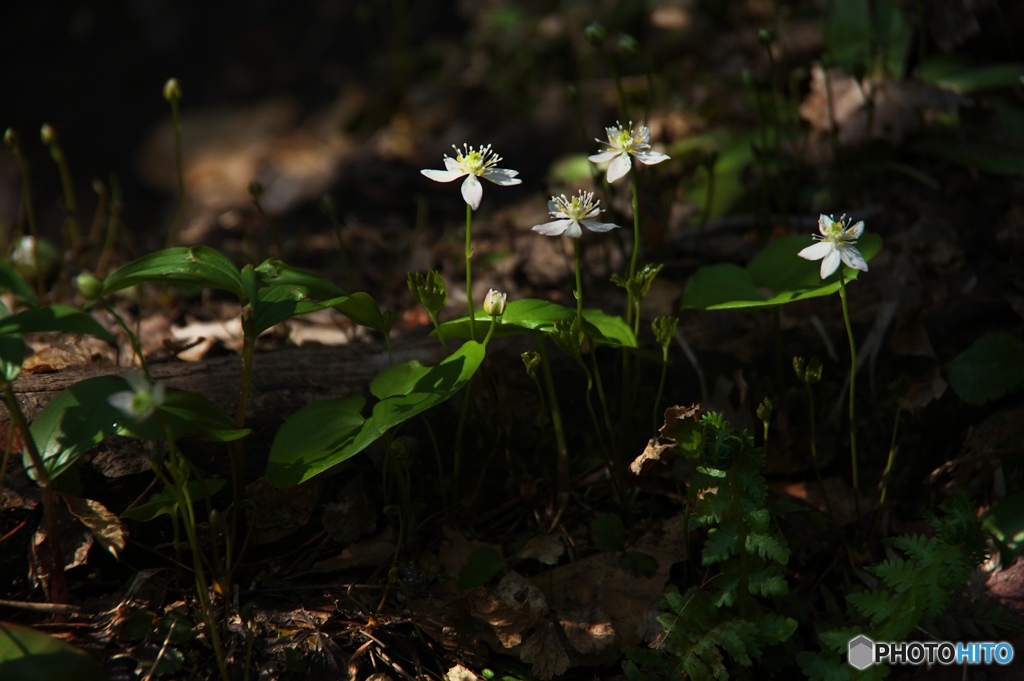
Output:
[
  {"xmin": 464, "ymin": 587, "xmax": 533, "ymax": 648},
  {"xmin": 519, "ymin": 622, "xmax": 571, "ymax": 680},
  {"xmin": 494, "ymin": 570, "xmax": 548, "ymax": 624},
  {"xmin": 62, "ymin": 493, "xmax": 127, "ymax": 558},
  {"xmin": 557, "ymin": 604, "xmax": 616, "ymax": 655},
  {"xmin": 513, "ymin": 534, "xmax": 565, "ymax": 566},
  {"xmin": 631, "ymin": 404, "xmax": 701, "ymax": 474},
  {"xmin": 445, "ymin": 664, "xmax": 481, "ymax": 681}
]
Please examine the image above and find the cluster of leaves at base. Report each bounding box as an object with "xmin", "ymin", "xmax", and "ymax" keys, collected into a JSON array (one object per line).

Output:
[
  {"xmin": 623, "ymin": 413, "xmax": 796, "ymax": 681},
  {"xmin": 798, "ymin": 492, "xmax": 1015, "ymax": 680}
]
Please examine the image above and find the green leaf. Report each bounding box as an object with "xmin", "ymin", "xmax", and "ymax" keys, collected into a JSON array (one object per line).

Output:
[
  {"xmin": 256, "ymin": 259, "xmax": 345, "ymax": 299},
  {"xmin": 26, "ymin": 375, "xmax": 125, "ymax": 482},
  {"xmin": 458, "ymin": 546, "xmax": 506, "ymax": 591},
  {"xmin": 946, "ymin": 332, "xmax": 1024, "ymax": 405},
  {"xmin": 121, "ymin": 479, "xmax": 226, "ymax": 522},
  {"xmin": 681, "ymin": 233, "xmax": 883, "ymax": 310},
  {"xmin": 591, "ymin": 512, "xmax": 626, "ymax": 551},
  {"xmin": 334, "ymin": 292, "xmax": 388, "ymax": 332},
  {"xmin": 918, "ymin": 56, "xmax": 1024, "ymax": 94},
  {"xmin": 0, "ymin": 260, "xmax": 38, "ymax": 307},
  {"xmin": 0, "ymin": 622, "xmax": 105, "ymax": 681},
  {"xmin": 116, "ymin": 390, "xmax": 250, "ymax": 443},
  {"xmin": 0, "ymin": 336, "xmax": 26, "ymax": 382},
  {"xmin": 100, "ymin": 247, "xmax": 244, "ymax": 298},
  {"xmin": 251, "ymin": 286, "xmax": 350, "ymax": 336},
  {"xmin": 982, "ymin": 491, "xmax": 1024, "ymax": 558},
  {"xmin": 619, "ymin": 550, "xmax": 659, "ymax": 578},
  {"xmin": 0, "ymin": 305, "xmax": 111, "ymax": 341},
  {"xmin": 265, "ymin": 396, "xmax": 367, "ymax": 488},
  {"xmin": 266, "ymin": 342, "xmax": 485, "ymax": 487},
  {"xmin": 435, "ymin": 299, "xmax": 637, "ymax": 348}
]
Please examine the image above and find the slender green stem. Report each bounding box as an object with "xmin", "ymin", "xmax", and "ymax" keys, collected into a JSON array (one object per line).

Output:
[
  {"xmin": 420, "ymin": 415, "xmax": 448, "ymax": 512},
  {"xmin": 730, "ymin": 464, "xmax": 749, "ymax": 619},
  {"xmin": 588, "ymin": 340, "xmax": 617, "ymax": 458},
  {"xmin": 838, "ymin": 272, "xmax": 861, "ymax": 524},
  {"xmin": 465, "ymin": 204, "xmax": 477, "ymax": 342},
  {"xmin": 453, "ymin": 375, "xmax": 473, "ymax": 497},
  {"xmin": 100, "ymin": 300, "xmax": 152, "ymax": 382},
  {"xmin": 879, "ymin": 390, "xmax": 907, "ymax": 506},
  {"xmin": 230, "ymin": 334, "xmax": 255, "ymax": 546},
  {"xmin": 8, "ymin": 138, "xmax": 45, "ymax": 300},
  {"xmin": 45, "ymin": 134, "xmax": 81, "ymax": 254},
  {"xmin": 653, "ymin": 346, "xmax": 669, "ymax": 434},
  {"xmin": 165, "ymin": 97, "xmax": 185, "ymax": 248},
  {"xmin": 771, "ymin": 307, "xmax": 787, "ymax": 439},
  {"xmin": 427, "ymin": 311, "xmax": 449, "ymax": 355},
  {"xmin": 574, "ymin": 239, "xmax": 583, "ymax": 325},
  {"xmin": 535, "ymin": 337, "xmax": 568, "ymax": 499},
  {"xmin": 483, "ymin": 315, "xmax": 498, "ymax": 346},
  {"xmin": 96, "ymin": 175, "xmax": 122, "ymax": 279},
  {"xmin": 626, "ymin": 168, "xmax": 641, "ymax": 325},
  {"xmin": 155, "ymin": 414, "xmax": 229, "ymax": 681}
]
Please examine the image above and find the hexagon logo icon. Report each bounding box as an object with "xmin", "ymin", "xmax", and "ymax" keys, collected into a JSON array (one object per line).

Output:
[{"xmin": 848, "ymin": 635, "xmax": 875, "ymax": 670}]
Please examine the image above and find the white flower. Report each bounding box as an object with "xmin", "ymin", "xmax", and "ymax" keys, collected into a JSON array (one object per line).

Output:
[
  {"xmin": 532, "ymin": 191, "xmax": 620, "ymax": 239},
  {"xmin": 109, "ymin": 372, "xmax": 165, "ymax": 422},
  {"xmin": 483, "ymin": 289, "xmax": 506, "ymax": 316},
  {"xmin": 420, "ymin": 144, "xmax": 521, "ymax": 210},
  {"xmin": 588, "ymin": 122, "xmax": 670, "ymax": 183},
  {"xmin": 798, "ymin": 214, "xmax": 869, "ymax": 279}
]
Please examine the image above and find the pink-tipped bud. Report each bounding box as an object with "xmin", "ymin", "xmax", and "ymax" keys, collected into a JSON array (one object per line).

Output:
[{"xmin": 483, "ymin": 289, "xmax": 506, "ymax": 316}]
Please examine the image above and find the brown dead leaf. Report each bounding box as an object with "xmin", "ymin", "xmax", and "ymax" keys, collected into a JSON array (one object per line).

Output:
[
  {"xmin": 513, "ymin": 534, "xmax": 564, "ymax": 565},
  {"xmin": 22, "ymin": 335, "xmax": 93, "ymax": 374},
  {"xmin": 519, "ymin": 622, "xmax": 571, "ymax": 680},
  {"xmin": 799, "ymin": 64, "xmax": 966, "ymax": 163},
  {"xmin": 529, "ymin": 548, "xmax": 679, "ymax": 648},
  {"xmin": 62, "ymin": 494, "xmax": 127, "ymax": 558},
  {"xmin": 631, "ymin": 404, "xmax": 701, "ymax": 474},
  {"xmin": 445, "ymin": 664, "xmax": 482, "ymax": 681},
  {"xmin": 904, "ymin": 366, "xmax": 947, "ymax": 413},
  {"xmin": 464, "ymin": 587, "xmax": 533, "ymax": 648},
  {"xmin": 557, "ymin": 604, "xmax": 616, "ymax": 655},
  {"xmin": 494, "ymin": 571, "xmax": 548, "ymax": 624}
]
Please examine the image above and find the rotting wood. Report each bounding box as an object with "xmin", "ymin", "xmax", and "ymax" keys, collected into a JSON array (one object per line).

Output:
[{"xmin": 1, "ymin": 335, "xmax": 447, "ymax": 425}]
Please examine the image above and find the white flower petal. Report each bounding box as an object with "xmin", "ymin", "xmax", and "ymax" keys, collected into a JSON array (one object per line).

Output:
[
  {"xmin": 421, "ymin": 169, "xmax": 465, "ymax": 183},
  {"xmin": 588, "ymin": 150, "xmax": 619, "ymax": 163},
  {"xmin": 532, "ymin": 220, "xmax": 570, "ymax": 236},
  {"xmin": 606, "ymin": 153, "xmax": 632, "ymax": 183},
  {"xmin": 461, "ymin": 174, "xmax": 483, "ymax": 210},
  {"xmin": 631, "ymin": 149, "xmax": 670, "ymax": 165},
  {"xmin": 481, "ymin": 168, "xmax": 522, "ymax": 186},
  {"xmin": 108, "ymin": 391, "xmax": 135, "ymax": 415},
  {"xmin": 639, "ymin": 127, "xmax": 651, "ymax": 144},
  {"xmin": 818, "ymin": 214, "xmax": 834, "ymax": 237},
  {"xmin": 444, "ymin": 157, "xmax": 462, "ymax": 172},
  {"xmin": 563, "ymin": 221, "xmax": 583, "ymax": 239},
  {"xmin": 547, "ymin": 200, "xmax": 560, "ymax": 214},
  {"xmin": 820, "ymin": 249, "xmax": 841, "ymax": 279},
  {"xmin": 846, "ymin": 220, "xmax": 865, "ymax": 239},
  {"xmin": 581, "ymin": 219, "xmax": 620, "ymax": 233},
  {"xmin": 798, "ymin": 241, "xmax": 834, "ymax": 261},
  {"xmin": 123, "ymin": 372, "xmax": 149, "ymax": 392},
  {"xmin": 839, "ymin": 244, "xmax": 868, "ymax": 272}
]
